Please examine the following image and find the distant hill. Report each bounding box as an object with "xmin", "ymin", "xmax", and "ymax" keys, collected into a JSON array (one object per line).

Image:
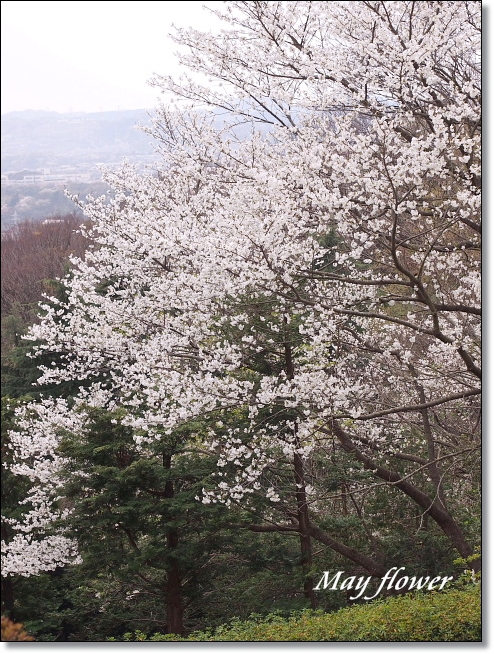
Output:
[
  {"xmin": 1, "ymin": 109, "xmax": 156, "ymax": 172},
  {"xmin": 1, "ymin": 109, "xmax": 159, "ymax": 228},
  {"xmin": 1, "ymin": 108, "xmax": 272, "ymax": 228}
]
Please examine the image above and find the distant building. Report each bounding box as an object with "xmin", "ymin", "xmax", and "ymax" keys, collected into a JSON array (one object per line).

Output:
[{"xmin": 42, "ymin": 175, "xmax": 67, "ymax": 183}]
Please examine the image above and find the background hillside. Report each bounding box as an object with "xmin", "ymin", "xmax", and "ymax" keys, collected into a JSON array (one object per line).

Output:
[
  {"xmin": 1, "ymin": 109, "xmax": 155, "ymax": 170},
  {"xmin": 1, "ymin": 109, "xmax": 156, "ymax": 228}
]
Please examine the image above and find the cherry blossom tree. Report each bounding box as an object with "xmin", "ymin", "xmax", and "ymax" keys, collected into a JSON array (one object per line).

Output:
[
  {"xmin": 2, "ymin": 396, "xmax": 83, "ymax": 577},
  {"xmin": 2, "ymin": 0, "xmax": 480, "ymax": 602}
]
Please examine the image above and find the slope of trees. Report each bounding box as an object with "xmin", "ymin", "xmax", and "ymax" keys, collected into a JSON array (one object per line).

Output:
[
  {"xmin": 1, "ymin": 214, "xmax": 90, "ymax": 398},
  {"xmin": 2, "ymin": 1, "xmax": 480, "ymax": 640}
]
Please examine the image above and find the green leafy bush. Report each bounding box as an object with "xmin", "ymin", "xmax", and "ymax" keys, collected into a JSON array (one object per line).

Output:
[{"xmin": 115, "ymin": 585, "xmax": 480, "ymax": 642}]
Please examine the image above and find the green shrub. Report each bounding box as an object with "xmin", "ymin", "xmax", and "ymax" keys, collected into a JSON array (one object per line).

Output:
[{"xmin": 115, "ymin": 584, "xmax": 481, "ymax": 642}]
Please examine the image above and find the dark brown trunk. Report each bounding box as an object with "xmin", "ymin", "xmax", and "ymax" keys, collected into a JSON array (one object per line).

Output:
[
  {"xmin": 1, "ymin": 521, "xmax": 15, "ymax": 619},
  {"xmin": 331, "ymin": 421, "xmax": 479, "ymax": 569},
  {"xmin": 248, "ymin": 522, "xmax": 388, "ymax": 578},
  {"xmin": 410, "ymin": 369, "xmax": 447, "ymax": 509},
  {"xmin": 165, "ymin": 540, "xmax": 184, "ymax": 635},
  {"xmin": 1, "ymin": 576, "xmax": 15, "ymax": 619},
  {"xmin": 293, "ymin": 450, "xmax": 318, "ymax": 608},
  {"xmin": 284, "ymin": 325, "xmax": 317, "ymax": 607},
  {"xmin": 308, "ymin": 522, "xmax": 388, "ymax": 577},
  {"xmin": 163, "ymin": 454, "xmax": 185, "ymax": 635}
]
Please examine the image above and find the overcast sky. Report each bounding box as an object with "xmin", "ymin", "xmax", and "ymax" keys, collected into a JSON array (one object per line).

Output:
[
  {"xmin": 1, "ymin": 0, "xmax": 225, "ymax": 114},
  {"xmin": 2, "ymin": 1, "xmax": 489, "ymax": 116}
]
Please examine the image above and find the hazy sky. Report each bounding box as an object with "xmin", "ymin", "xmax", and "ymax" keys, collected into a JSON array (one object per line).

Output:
[
  {"xmin": 2, "ymin": 1, "xmax": 489, "ymax": 116},
  {"xmin": 1, "ymin": 0, "xmax": 225, "ymax": 114}
]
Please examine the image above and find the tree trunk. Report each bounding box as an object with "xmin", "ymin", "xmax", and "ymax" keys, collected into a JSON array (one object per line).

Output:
[
  {"xmin": 284, "ymin": 326, "xmax": 317, "ymax": 607},
  {"xmin": 1, "ymin": 577, "xmax": 15, "ymax": 620},
  {"xmin": 331, "ymin": 421, "xmax": 479, "ymax": 569},
  {"xmin": 294, "ymin": 450, "xmax": 318, "ymax": 608},
  {"xmin": 308, "ymin": 523, "xmax": 388, "ymax": 577},
  {"xmin": 165, "ymin": 538, "xmax": 184, "ymax": 636},
  {"xmin": 163, "ymin": 454, "xmax": 185, "ymax": 635}
]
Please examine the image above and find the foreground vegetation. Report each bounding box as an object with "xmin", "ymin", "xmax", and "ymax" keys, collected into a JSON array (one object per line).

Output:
[{"xmin": 113, "ymin": 585, "xmax": 481, "ymax": 642}]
